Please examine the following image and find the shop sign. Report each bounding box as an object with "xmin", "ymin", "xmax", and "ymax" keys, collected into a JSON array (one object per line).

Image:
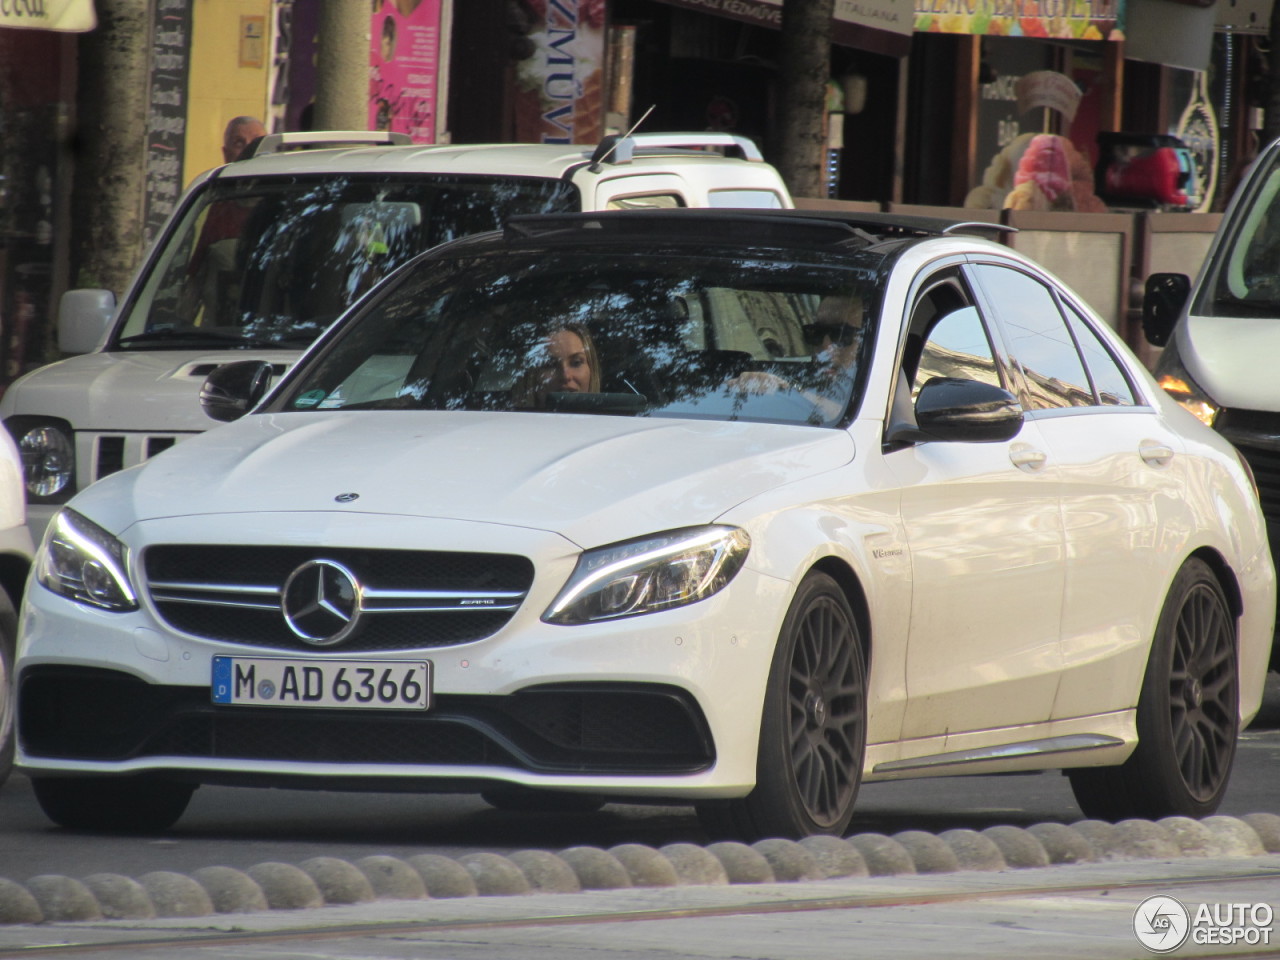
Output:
[
  {"xmin": 0, "ymin": 0, "xmax": 95, "ymax": 32},
  {"xmin": 912, "ymin": 0, "xmax": 1122, "ymax": 39},
  {"xmin": 652, "ymin": 0, "xmax": 913, "ymax": 39},
  {"xmin": 512, "ymin": 0, "xmax": 606, "ymax": 145},
  {"xmin": 370, "ymin": 0, "xmax": 445, "ymax": 143}
]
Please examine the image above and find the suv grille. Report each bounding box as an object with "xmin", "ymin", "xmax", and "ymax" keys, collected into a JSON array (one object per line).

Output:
[{"xmin": 143, "ymin": 545, "xmax": 534, "ymax": 652}]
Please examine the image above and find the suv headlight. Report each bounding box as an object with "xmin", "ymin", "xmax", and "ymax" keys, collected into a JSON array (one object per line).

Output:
[
  {"xmin": 1154, "ymin": 345, "xmax": 1219, "ymax": 427},
  {"xmin": 5, "ymin": 415, "xmax": 75, "ymax": 501},
  {"xmin": 36, "ymin": 508, "xmax": 138, "ymax": 611},
  {"xmin": 544, "ymin": 525, "xmax": 750, "ymax": 625}
]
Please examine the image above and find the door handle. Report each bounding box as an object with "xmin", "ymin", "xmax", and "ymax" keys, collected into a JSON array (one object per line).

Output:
[
  {"xmin": 1139, "ymin": 442, "xmax": 1174, "ymax": 467},
  {"xmin": 1009, "ymin": 445, "xmax": 1048, "ymax": 472}
]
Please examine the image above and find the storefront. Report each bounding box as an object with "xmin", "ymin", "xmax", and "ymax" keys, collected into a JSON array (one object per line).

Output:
[{"xmin": 0, "ymin": 2, "xmax": 89, "ymax": 386}]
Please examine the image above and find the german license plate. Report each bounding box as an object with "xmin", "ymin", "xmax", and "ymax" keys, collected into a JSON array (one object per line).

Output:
[{"xmin": 212, "ymin": 656, "xmax": 430, "ymax": 709}]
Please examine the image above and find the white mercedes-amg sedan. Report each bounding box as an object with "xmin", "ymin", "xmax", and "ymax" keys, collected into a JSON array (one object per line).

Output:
[{"xmin": 15, "ymin": 209, "xmax": 1274, "ymax": 840}]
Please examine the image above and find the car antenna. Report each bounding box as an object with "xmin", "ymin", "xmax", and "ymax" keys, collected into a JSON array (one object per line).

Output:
[{"xmin": 588, "ymin": 105, "xmax": 656, "ymax": 172}]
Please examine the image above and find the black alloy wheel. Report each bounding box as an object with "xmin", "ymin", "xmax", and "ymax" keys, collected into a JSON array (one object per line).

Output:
[
  {"xmin": 1068, "ymin": 557, "xmax": 1239, "ymax": 820},
  {"xmin": 698, "ymin": 571, "xmax": 866, "ymax": 840}
]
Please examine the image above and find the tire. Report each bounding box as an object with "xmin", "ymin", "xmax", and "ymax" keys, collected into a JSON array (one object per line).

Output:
[
  {"xmin": 697, "ymin": 572, "xmax": 866, "ymax": 841},
  {"xmin": 1069, "ymin": 557, "xmax": 1239, "ymax": 821},
  {"xmin": 480, "ymin": 787, "xmax": 606, "ymax": 814},
  {"xmin": 0, "ymin": 590, "xmax": 18, "ymax": 790},
  {"xmin": 32, "ymin": 777, "xmax": 195, "ymax": 833}
]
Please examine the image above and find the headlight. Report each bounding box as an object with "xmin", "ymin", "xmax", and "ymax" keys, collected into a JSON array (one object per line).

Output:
[
  {"xmin": 36, "ymin": 508, "xmax": 138, "ymax": 611},
  {"xmin": 5, "ymin": 416, "xmax": 75, "ymax": 501},
  {"xmin": 1154, "ymin": 346, "xmax": 1219, "ymax": 427},
  {"xmin": 544, "ymin": 525, "xmax": 750, "ymax": 625}
]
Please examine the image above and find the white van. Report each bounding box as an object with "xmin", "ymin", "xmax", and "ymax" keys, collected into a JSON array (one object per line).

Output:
[
  {"xmin": 0, "ymin": 131, "xmax": 792, "ymax": 540},
  {"xmin": 1143, "ymin": 135, "xmax": 1280, "ymax": 670}
]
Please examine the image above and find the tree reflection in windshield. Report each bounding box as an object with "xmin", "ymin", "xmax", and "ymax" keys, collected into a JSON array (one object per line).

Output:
[
  {"xmin": 282, "ymin": 252, "xmax": 879, "ymax": 428},
  {"xmin": 115, "ymin": 175, "xmax": 579, "ymax": 350}
]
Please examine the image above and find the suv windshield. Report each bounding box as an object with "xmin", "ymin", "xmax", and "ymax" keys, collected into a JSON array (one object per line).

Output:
[
  {"xmin": 115, "ymin": 174, "xmax": 579, "ymax": 350},
  {"xmin": 1200, "ymin": 154, "xmax": 1280, "ymax": 317},
  {"xmin": 277, "ymin": 248, "xmax": 879, "ymax": 427}
]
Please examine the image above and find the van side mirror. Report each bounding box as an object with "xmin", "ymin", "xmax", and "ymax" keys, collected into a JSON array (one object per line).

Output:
[
  {"xmin": 57, "ymin": 290, "xmax": 116, "ymax": 355},
  {"xmin": 1142, "ymin": 273, "xmax": 1190, "ymax": 347},
  {"xmin": 200, "ymin": 360, "xmax": 274, "ymax": 422}
]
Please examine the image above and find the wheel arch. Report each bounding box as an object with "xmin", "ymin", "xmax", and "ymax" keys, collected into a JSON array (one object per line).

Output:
[
  {"xmin": 1188, "ymin": 546, "xmax": 1244, "ymax": 622},
  {"xmin": 808, "ymin": 555, "xmax": 872, "ymax": 668}
]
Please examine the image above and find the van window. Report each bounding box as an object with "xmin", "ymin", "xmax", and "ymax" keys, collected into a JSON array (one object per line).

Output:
[{"xmin": 1199, "ymin": 161, "xmax": 1280, "ymax": 317}]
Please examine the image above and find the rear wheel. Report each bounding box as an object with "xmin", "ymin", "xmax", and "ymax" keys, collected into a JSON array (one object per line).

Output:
[
  {"xmin": 32, "ymin": 777, "xmax": 195, "ymax": 833},
  {"xmin": 697, "ymin": 572, "xmax": 866, "ymax": 841},
  {"xmin": 1069, "ymin": 557, "xmax": 1238, "ymax": 820}
]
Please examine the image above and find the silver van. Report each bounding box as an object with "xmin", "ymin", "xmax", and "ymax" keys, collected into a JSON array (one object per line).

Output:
[{"xmin": 1143, "ymin": 136, "xmax": 1280, "ymax": 670}]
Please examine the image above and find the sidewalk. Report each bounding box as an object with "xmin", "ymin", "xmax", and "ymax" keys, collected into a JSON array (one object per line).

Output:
[{"xmin": 1, "ymin": 855, "xmax": 1278, "ymax": 959}]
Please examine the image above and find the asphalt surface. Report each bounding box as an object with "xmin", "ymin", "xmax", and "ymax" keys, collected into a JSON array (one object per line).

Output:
[{"xmin": 2, "ymin": 677, "xmax": 1276, "ymax": 957}]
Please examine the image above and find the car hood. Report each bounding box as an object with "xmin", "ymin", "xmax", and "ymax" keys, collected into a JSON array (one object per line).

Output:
[
  {"xmin": 1180, "ymin": 314, "xmax": 1280, "ymax": 411},
  {"xmin": 75, "ymin": 411, "xmax": 855, "ymax": 547},
  {"xmin": 0, "ymin": 349, "xmax": 301, "ymax": 432}
]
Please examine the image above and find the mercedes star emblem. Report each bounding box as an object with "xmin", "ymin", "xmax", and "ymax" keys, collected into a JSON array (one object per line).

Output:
[{"xmin": 281, "ymin": 559, "xmax": 364, "ymax": 646}]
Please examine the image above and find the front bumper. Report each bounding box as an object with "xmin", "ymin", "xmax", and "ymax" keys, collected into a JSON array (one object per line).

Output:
[{"xmin": 16, "ymin": 512, "xmax": 790, "ymax": 798}]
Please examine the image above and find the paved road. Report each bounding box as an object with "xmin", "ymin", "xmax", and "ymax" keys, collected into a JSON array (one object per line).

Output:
[{"xmin": 1, "ymin": 677, "xmax": 1276, "ymax": 880}]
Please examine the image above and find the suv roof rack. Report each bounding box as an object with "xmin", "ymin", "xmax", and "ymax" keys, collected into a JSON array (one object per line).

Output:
[
  {"xmin": 242, "ymin": 130, "xmax": 413, "ymax": 160},
  {"xmin": 588, "ymin": 132, "xmax": 764, "ymax": 168}
]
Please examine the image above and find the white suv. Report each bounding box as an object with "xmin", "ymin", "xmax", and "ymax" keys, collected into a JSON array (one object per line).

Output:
[{"xmin": 1, "ymin": 131, "xmax": 791, "ymax": 540}]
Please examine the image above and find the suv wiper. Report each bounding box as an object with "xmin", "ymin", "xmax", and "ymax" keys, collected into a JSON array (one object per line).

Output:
[{"xmin": 117, "ymin": 329, "xmax": 291, "ymax": 350}]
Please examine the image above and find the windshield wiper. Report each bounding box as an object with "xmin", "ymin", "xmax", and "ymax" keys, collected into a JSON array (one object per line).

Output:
[{"xmin": 117, "ymin": 329, "xmax": 292, "ymax": 350}]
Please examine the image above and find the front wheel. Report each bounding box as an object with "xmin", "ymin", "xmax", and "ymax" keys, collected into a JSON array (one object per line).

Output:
[
  {"xmin": 1069, "ymin": 557, "xmax": 1239, "ymax": 820},
  {"xmin": 32, "ymin": 777, "xmax": 195, "ymax": 833},
  {"xmin": 698, "ymin": 572, "xmax": 866, "ymax": 841}
]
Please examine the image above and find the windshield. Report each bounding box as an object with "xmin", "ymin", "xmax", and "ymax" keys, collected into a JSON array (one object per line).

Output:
[
  {"xmin": 114, "ymin": 174, "xmax": 579, "ymax": 350},
  {"xmin": 1199, "ymin": 155, "xmax": 1280, "ymax": 317},
  {"xmin": 276, "ymin": 248, "xmax": 879, "ymax": 428}
]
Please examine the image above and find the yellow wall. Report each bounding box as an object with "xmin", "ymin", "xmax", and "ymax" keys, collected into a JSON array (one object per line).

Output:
[{"xmin": 184, "ymin": 0, "xmax": 274, "ymax": 184}]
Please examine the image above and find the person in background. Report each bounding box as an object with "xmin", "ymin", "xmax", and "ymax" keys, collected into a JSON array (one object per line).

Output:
[{"xmin": 222, "ymin": 116, "xmax": 266, "ymax": 164}]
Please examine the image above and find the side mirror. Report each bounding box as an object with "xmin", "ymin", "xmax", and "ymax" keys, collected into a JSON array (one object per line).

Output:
[
  {"xmin": 57, "ymin": 289, "xmax": 115, "ymax": 355},
  {"xmin": 199, "ymin": 360, "xmax": 274, "ymax": 422},
  {"xmin": 888, "ymin": 377, "xmax": 1024, "ymax": 445},
  {"xmin": 1142, "ymin": 273, "xmax": 1191, "ymax": 347}
]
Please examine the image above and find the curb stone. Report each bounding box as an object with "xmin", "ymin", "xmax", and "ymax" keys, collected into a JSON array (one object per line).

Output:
[
  {"xmin": 938, "ymin": 828, "xmax": 1006, "ymax": 871},
  {"xmin": 1, "ymin": 814, "xmax": 1276, "ymax": 925}
]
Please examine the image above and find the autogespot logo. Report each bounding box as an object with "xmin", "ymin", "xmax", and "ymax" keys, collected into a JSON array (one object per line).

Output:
[{"xmin": 1134, "ymin": 896, "xmax": 1191, "ymax": 953}]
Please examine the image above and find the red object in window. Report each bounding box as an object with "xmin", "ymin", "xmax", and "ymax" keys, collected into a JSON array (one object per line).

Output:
[{"xmin": 1104, "ymin": 147, "xmax": 1188, "ymax": 207}]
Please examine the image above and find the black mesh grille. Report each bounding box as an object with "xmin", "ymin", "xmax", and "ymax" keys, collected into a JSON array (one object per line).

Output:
[
  {"xmin": 1219, "ymin": 410, "xmax": 1280, "ymax": 518},
  {"xmin": 143, "ymin": 545, "xmax": 534, "ymax": 652},
  {"xmin": 19, "ymin": 667, "xmax": 715, "ymax": 775}
]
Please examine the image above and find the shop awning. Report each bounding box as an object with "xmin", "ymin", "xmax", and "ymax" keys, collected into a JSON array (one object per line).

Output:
[
  {"xmin": 651, "ymin": 0, "xmax": 914, "ymax": 57},
  {"xmin": 0, "ymin": 0, "xmax": 96, "ymax": 32}
]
